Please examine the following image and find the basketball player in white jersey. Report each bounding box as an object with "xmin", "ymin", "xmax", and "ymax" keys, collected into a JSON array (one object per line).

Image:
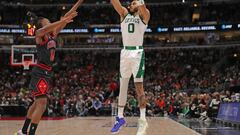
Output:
[{"xmin": 110, "ymin": 0, "xmax": 150, "ymax": 135}]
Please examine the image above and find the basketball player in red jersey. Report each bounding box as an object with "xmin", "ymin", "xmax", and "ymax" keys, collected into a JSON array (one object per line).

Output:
[{"xmin": 16, "ymin": 0, "xmax": 84, "ymax": 135}]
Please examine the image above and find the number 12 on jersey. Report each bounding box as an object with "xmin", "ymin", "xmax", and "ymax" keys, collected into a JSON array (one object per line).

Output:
[{"xmin": 128, "ymin": 23, "xmax": 135, "ymax": 33}]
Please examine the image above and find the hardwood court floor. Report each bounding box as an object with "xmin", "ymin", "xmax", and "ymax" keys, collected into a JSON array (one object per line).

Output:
[{"xmin": 0, "ymin": 117, "xmax": 200, "ymax": 135}]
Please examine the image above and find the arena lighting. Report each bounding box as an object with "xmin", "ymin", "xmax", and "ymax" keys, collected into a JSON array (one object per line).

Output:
[
  {"xmin": 182, "ymin": 0, "xmax": 185, "ymax": 3},
  {"xmin": 194, "ymin": 3, "xmax": 198, "ymax": 7},
  {"xmin": 234, "ymin": 53, "xmax": 238, "ymax": 57}
]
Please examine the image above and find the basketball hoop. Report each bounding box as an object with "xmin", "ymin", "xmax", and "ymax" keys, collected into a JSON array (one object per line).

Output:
[
  {"xmin": 11, "ymin": 45, "xmax": 37, "ymax": 70},
  {"xmin": 23, "ymin": 60, "xmax": 32, "ymax": 70}
]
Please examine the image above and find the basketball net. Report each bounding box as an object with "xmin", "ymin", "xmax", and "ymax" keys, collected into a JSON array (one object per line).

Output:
[{"xmin": 23, "ymin": 60, "xmax": 32, "ymax": 70}]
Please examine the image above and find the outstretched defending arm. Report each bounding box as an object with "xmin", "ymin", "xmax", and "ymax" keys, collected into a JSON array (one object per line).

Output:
[
  {"xmin": 55, "ymin": 0, "xmax": 84, "ymax": 35},
  {"xmin": 136, "ymin": 0, "xmax": 150, "ymax": 24},
  {"xmin": 64, "ymin": 0, "xmax": 84, "ymax": 17},
  {"xmin": 35, "ymin": 12, "xmax": 78, "ymax": 38},
  {"xmin": 110, "ymin": 0, "xmax": 128, "ymax": 18}
]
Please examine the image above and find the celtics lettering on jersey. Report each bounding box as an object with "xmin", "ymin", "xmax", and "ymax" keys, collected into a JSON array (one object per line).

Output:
[{"xmin": 121, "ymin": 14, "xmax": 147, "ymax": 47}]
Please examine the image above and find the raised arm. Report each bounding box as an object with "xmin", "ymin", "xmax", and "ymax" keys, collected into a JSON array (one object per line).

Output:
[
  {"xmin": 64, "ymin": 0, "xmax": 84, "ymax": 17},
  {"xmin": 53, "ymin": 16, "xmax": 68, "ymax": 36},
  {"xmin": 55, "ymin": 0, "xmax": 84, "ymax": 35},
  {"xmin": 110, "ymin": 0, "xmax": 128, "ymax": 18},
  {"xmin": 36, "ymin": 12, "xmax": 78, "ymax": 38},
  {"xmin": 137, "ymin": 0, "xmax": 150, "ymax": 24}
]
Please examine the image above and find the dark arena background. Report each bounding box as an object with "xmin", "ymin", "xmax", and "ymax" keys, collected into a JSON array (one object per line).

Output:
[{"xmin": 0, "ymin": 0, "xmax": 240, "ymax": 135}]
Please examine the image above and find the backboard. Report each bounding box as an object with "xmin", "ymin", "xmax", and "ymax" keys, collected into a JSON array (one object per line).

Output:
[{"xmin": 11, "ymin": 45, "xmax": 37, "ymax": 70}]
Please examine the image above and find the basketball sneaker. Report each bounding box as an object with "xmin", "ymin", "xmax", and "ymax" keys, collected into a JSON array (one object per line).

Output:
[
  {"xmin": 136, "ymin": 119, "xmax": 148, "ymax": 135},
  {"xmin": 15, "ymin": 130, "xmax": 27, "ymax": 135},
  {"xmin": 111, "ymin": 116, "xmax": 126, "ymax": 134}
]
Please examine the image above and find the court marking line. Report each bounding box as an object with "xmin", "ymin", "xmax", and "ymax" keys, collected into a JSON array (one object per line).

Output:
[{"xmin": 168, "ymin": 118, "xmax": 202, "ymax": 135}]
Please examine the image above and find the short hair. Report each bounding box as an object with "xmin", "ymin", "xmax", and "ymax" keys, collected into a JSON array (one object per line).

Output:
[
  {"xmin": 35, "ymin": 17, "xmax": 46, "ymax": 30},
  {"xmin": 27, "ymin": 11, "xmax": 46, "ymax": 30}
]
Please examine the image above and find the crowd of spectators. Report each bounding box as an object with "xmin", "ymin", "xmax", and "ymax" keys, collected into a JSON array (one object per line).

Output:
[
  {"xmin": 1, "ymin": 0, "xmax": 174, "ymax": 4},
  {"xmin": 0, "ymin": 47, "xmax": 240, "ymax": 121},
  {"xmin": 1, "ymin": 1, "xmax": 240, "ymax": 27}
]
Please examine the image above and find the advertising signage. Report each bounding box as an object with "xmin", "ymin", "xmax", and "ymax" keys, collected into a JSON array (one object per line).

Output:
[
  {"xmin": 1, "ymin": 23, "xmax": 240, "ymax": 34},
  {"xmin": 217, "ymin": 102, "xmax": 240, "ymax": 122}
]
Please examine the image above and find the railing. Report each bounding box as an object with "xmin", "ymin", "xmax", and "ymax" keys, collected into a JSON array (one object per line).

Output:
[{"xmin": 1, "ymin": 42, "xmax": 240, "ymax": 51}]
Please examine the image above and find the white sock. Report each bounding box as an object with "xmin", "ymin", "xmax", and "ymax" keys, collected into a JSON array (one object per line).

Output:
[
  {"xmin": 117, "ymin": 78, "xmax": 129, "ymax": 118},
  {"xmin": 118, "ymin": 107, "xmax": 124, "ymax": 118},
  {"xmin": 118, "ymin": 78, "xmax": 129, "ymax": 106},
  {"xmin": 140, "ymin": 108, "xmax": 146, "ymax": 120},
  {"xmin": 111, "ymin": 102, "xmax": 117, "ymax": 116}
]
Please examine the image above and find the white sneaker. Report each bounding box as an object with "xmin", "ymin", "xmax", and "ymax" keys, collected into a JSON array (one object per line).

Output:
[
  {"xmin": 136, "ymin": 119, "xmax": 148, "ymax": 135},
  {"xmin": 15, "ymin": 130, "xmax": 27, "ymax": 135}
]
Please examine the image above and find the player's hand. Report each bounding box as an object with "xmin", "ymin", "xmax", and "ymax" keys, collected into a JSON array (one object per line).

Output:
[
  {"xmin": 62, "ymin": 11, "xmax": 78, "ymax": 23},
  {"xmin": 64, "ymin": 0, "xmax": 84, "ymax": 18}
]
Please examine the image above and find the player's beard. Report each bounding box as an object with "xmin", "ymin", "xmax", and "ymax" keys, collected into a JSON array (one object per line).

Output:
[{"xmin": 128, "ymin": 8, "xmax": 138, "ymax": 15}]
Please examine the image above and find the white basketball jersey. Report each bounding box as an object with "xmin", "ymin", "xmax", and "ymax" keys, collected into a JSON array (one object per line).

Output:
[{"xmin": 121, "ymin": 14, "xmax": 147, "ymax": 46}]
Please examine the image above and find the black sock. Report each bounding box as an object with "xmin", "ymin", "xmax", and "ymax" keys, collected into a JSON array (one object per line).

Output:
[
  {"xmin": 22, "ymin": 118, "xmax": 31, "ymax": 134},
  {"xmin": 29, "ymin": 123, "xmax": 38, "ymax": 135}
]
